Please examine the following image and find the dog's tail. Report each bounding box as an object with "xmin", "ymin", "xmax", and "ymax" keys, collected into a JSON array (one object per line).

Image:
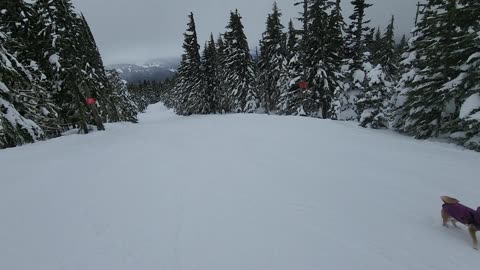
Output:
[{"xmin": 441, "ymin": 196, "xmax": 460, "ymax": 205}]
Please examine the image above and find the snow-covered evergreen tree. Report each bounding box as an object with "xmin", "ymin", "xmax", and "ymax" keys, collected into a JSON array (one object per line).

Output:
[
  {"xmin": 358, "ymin": 64, "xmax": 392, "ymax": 128},
  {"xmin": 258, "ymin": 2, "xmax": 288, "ymax": 114},
  {"xmin": 302, "ymin": 0, "xmax": 341, "ymax": 118},
  {"xmin": 32, "ymin": 0, "xmax": 97, "ymax": 133},
  {"xmin": 357, "ymin": 15, "xmax": 396, "ymax": 129},
  {"xmin": 75, "ymin": 14, "xmax": 106, "ymax": 130},
  {"xmin": 223, "ymin": 10, "xmax": 258, "ymax": 113},
  {"xmin": 445, "ymin": 0, "xmax": 480, "ymax": 150},
  {"xmin": 0, "ymin": 0, "xmax": 138, "ymax": 148},
  {"xmin": 1, "ymin": 0, "xmax": 60, "ymax": 137},
  {"xmin": 202, "ymin": 34, "xmax": 220, "ymax": 113},
  {"xmin": 396, "ymin": 34, "xmax": 408, "ymax": 63},
  {"xmin": 394, "ymin": 0, "xmax": 469, "ymax": 139},
  {"xmin": 277, "ymin": 19, "xmax": 305, "ymax": 115},
  {"xmin": 215, "ymin": 35, "xmax": 230, "ymax": 113},
  {"xmin": 105, "ymin": 70, "xmax": 138, "ymax": 123},
  {"xmin": 171, "ymin": 12, "xmax": 206, "ymax": 115},
  {"xmin": 365, "ymin": 28, "xmax": 379, "ymax": 64},
  {"xmin": 0, "ymin": 31, "xmax": 43, "ymax": 149},
  {"xmin": 327, "ymin": 0, "xmax": 346, "ymax": 119},
  {"xmin": 344, "ymin": 0, "xmax": 372, "ymax": 69},
  {"xmin": 333, "ymin": 0, "xmax": 372, "ymax": 121},
  {"xmin": 378, "ymin": 16, "xmax": 397, "ymax": 76}
]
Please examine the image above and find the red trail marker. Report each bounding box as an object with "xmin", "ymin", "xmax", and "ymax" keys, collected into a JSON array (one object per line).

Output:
[
  {"xmin": 86, "ymin": 98, "xmax": 97, "ymax": 106},
  {"xmin": 299, "ymin": 81, "xmax": 308, "ymax": 89}
]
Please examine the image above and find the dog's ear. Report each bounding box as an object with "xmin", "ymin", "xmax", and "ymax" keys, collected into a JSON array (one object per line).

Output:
[{"xmin": 441, "ymin": 196, "xmax": 460, "ymax": 204}]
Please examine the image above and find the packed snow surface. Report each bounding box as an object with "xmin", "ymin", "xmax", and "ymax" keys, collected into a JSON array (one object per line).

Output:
[{"xmin": 1, "ymin": 103, "xmax": 480, "ymax": 270}]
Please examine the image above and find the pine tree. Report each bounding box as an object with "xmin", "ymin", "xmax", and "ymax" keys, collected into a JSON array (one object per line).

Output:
[
  {"xmin": 258, "ymin": 2, "xmax": 287, "ymax": 114},
  {"xmin": 365, "ymin": 28, "xmax": 377, "ymax": 63},
  {"xmin": 327, "ymin": 0, "xmax": 346, "ymax": 63},
  {"xmin": 0, "ymin": 0, "xmax": 60, "ymax": 138},
  {"xmin": 129, "ymin": 82, "xmax": 150, "ymax": 112},
  {"xmin": 32, "ymin": 0, "xmax": 103, "ymax": 133},
  {"xmin": 344, "ymin": 0, "xmax": 372, "ymax": 69},
  {"xmin": 215, "ymin": 34, "xmax": 229, "ymax": 113},
  {"xmin": 76, "ymin": 14, "xmax": 107, "ymax": 128},
  {"xmin": 391, "ymin": 33, "xmax": 422, "ymax": 132},
  {"xmin": 278, "ymin": 18, "xmax": 305, "ymax": 115},
  {"xmin": 223, "ymin": 10, "xmax": 258, "ymax": 113},
  {"xmin": 327, "ymin": 0, "xmax": 346, "ymax": 119},
  {"xmin": 286, "ymin": 19, "xmax": 298, "ymax": 60},
  {"xmin": 0, "ymin": 0, "xmax": 32, "ymax": 59},
  {"xmin": 1, "ymin": 0, "xmax": 61, "ymax": 137},
  {"xmin": 445, "ymin": 0, "xmax": 480, "ymax": 150},
  {"xmin": 334, "ymin": 0, "xmax": 372, "ymax": 121},
  {"xmin": 171, "ymin": 12, "xmax": 206, "ymax": 115},
  {"xmin": 396, "ymin": 34, "xmax": 408, "ymax": 58},
  {"xmin": 357, "ymin": 64, "xmax": 391, "ymax": 128},
  {"xmin": 378, "ymin": 16, "xmax": 397, "ymax": 76},
  {"xmin": 1, "ymin": 0, "xmax": 137, "ymax": 148},
  {"xmin": 105, "ymin": 70, "xmax": 138, "ymax": 123},
  {"xmin": 0, "ymin": 32, "xmax": 44, "ymax": 148},
  {"xmin": 394, "ymin": 0, "xmax": 468, "ymax": 139},
  {"xmin": 357, "ymin": 15, "xmax": 396, "ymax": 128},
  {"xmin": 202, "ymin": 34, "xmax": 219, "ymax": 113},
  {"xmin": 302, "ymin": 0, "xmax": 339, "ymax": 118}
]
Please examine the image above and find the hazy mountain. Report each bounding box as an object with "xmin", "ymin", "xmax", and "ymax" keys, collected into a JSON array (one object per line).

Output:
[{"xmin": 109, "ymin": 57, "xmax": 180, "ymax": 84}]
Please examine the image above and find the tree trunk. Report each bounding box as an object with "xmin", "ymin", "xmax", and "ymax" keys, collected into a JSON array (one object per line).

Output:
[
  {"xmin": 76, "ymin": 91, "xmax": 89, "ymax": 134},
  {"xmin": 82, "ymin": 83, "xmax": 105, "ymax": 131}
]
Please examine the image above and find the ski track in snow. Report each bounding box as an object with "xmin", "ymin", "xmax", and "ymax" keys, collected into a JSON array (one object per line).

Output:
[{"xmin": 1, "ymin": 103, "xmax": 479, "ymax": 270}]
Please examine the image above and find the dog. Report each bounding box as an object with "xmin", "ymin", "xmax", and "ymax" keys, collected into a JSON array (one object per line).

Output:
[{"xmin": 441, "ymin": 196, "xmax": 480, "ymax": 250}]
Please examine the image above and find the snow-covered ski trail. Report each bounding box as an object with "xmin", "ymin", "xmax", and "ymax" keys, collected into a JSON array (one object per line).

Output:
[{"xmin": 1, "ymin": 103, "xmax": 479, "ymax": 270}]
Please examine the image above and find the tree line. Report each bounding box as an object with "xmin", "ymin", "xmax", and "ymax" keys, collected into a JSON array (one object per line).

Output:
[
  {"xmin": 0, "ymin": 0, "xmax": 138, "ymax": 149},
  {"xmin": 160, "ymin": 0, "xmax": 480, "ymax": 151}
]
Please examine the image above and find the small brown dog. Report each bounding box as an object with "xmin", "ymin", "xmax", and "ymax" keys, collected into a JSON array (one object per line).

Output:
[{"xmin": 441, "ymin": 196, "xmax": 480, "ymax": 250}]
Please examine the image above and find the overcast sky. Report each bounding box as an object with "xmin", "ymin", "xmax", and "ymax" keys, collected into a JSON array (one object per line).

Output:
[{"xmin": 72, "ymin": 0, "xmax": 419, "ymax": 65}]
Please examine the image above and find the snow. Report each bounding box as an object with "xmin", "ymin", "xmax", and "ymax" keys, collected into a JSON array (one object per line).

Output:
[
  {"xmin": 459, "ymin": 93, "xmax": 480, "ymax": 119},
  {"xmin": 0, "ymin": 98, "xmax": 43, "ymax": 141},
  {"xmin": 439, "ymin": 73, "xmax": 467, "ymax": 93},
  {"xmin": 0, "ymin": 81, "xmax": 9, "ymax": 93},
  {"xmin": 360, "ymin": 108, "xmax": 375, "ymax": 122},
  {"xmin": 49, "ymin": 53, "xmax": 61, "ymax": 70},
  {"xmin": 401, "ymin": 51, "xmax": 417, "ymax": 66},
  {"xmin": 1, "ymin": 51, "xmax": 12, "ymax": 68},
  {"xmin": 41, "ymin": 107, "xmax": 50, "ymax": 116},
  {"xmin": 468, "ymin": 111, "xmax": 480, "ymax": 121},
  {"xmin": 467, "ymin": 52, "xmax": 480, "ymax": 63},
  {"xmin": 450, "ymin": 132, "xmax": 467, "ymax": 139},
  {"xmin": 352, "ymin": 69, "xmax": 365, "ymax": 83},
  {"xmin": 1, "ymin": 103, "xmax": 480, "ymax": 270},
  {"xmin": 367, "ymin": 64, "xmax": 386, "ymax": 86}
]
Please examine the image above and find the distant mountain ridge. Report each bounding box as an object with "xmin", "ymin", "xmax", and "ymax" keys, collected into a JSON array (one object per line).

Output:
[{"xmin": 108, "ymin": 57, "xmax": 179, "ymax": 84}]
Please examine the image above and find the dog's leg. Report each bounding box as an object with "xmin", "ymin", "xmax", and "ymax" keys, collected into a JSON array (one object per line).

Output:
[
  {"xmin": 451, "ymin": 219, "xmax": 459, "ymax": 228},
  {"xmin": 442, "ymin": 209, "xmax": 450, "ymax": 227},
  {"xmin": 468, "ymin": 225, "xmax": 478, "ymax": 250}
]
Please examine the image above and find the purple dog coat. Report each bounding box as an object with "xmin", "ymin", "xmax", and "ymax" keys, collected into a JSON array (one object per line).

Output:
[{"xmin": 443, "ymin": 203, "xmax": 480, "ymax": 230}]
